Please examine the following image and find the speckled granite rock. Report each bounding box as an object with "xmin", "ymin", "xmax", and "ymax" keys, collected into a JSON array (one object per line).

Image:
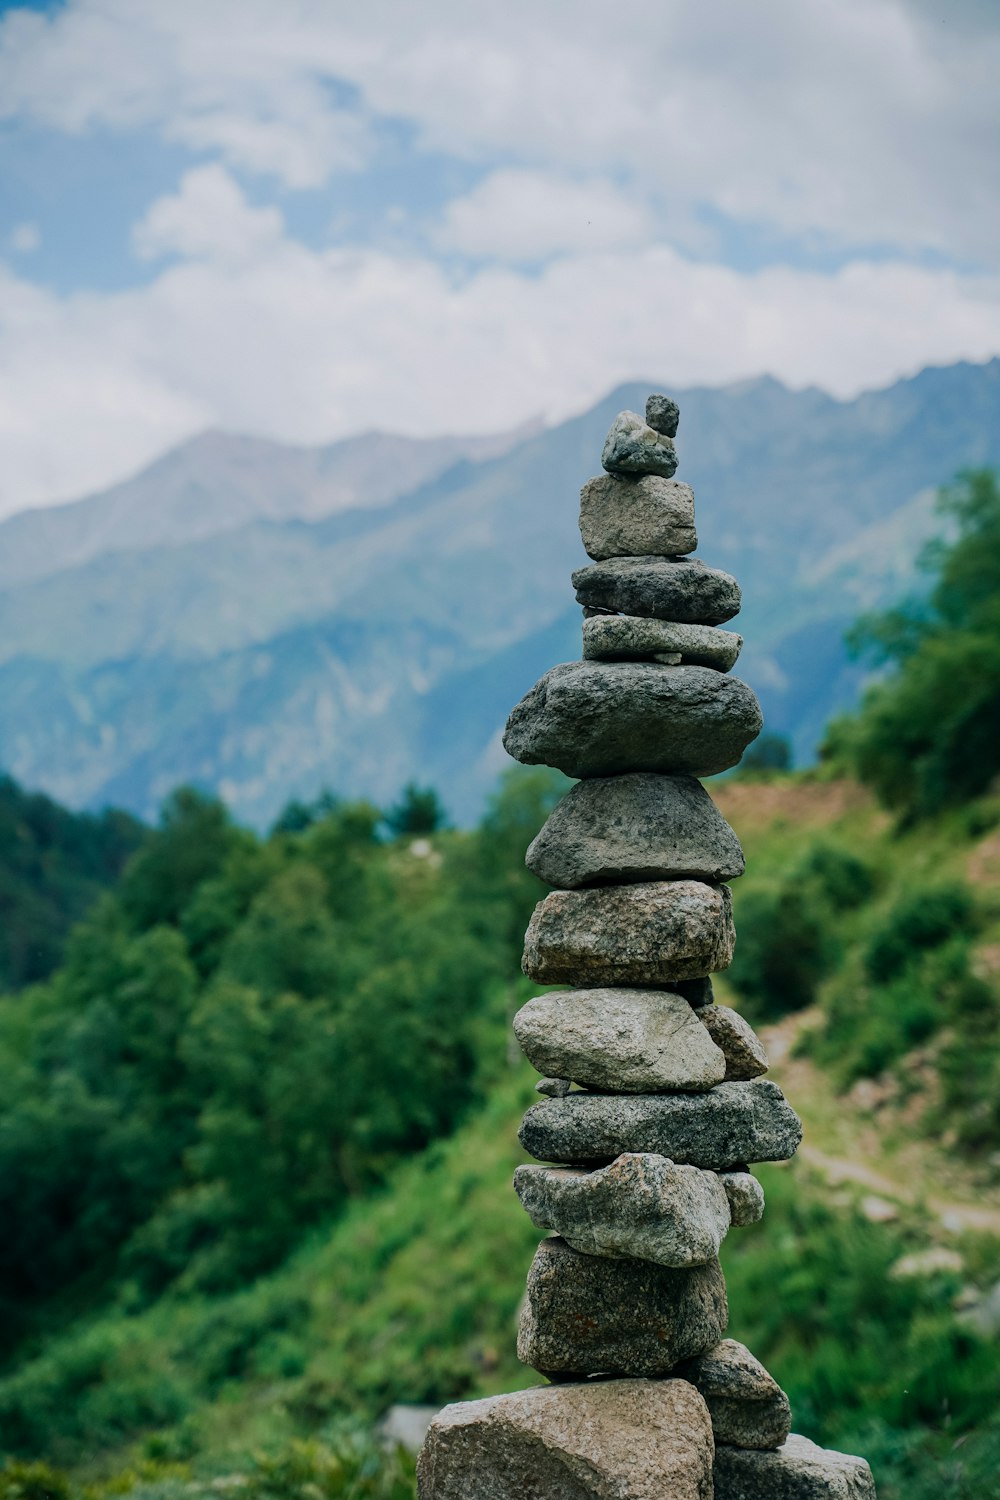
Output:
[
  {"xmin": 678, "ymin": 1339, "xmax": 792, "ymax": 1450},
  {"xmin": 573, "ymin": 556, "xmax": 741, "ymax": 624},
  {"xmin": 519, "ymin": 1079, "xmax": 803, "ymax": 1170},
  {"xmin": 583, "ymin": 614, "xmax": 743, "ymax": 670},
  {"xmin": 601, "ymin": 411, "xmax": 679, "ymax": 478},
  {"xmin": 579, "ymin": 474, "xmax": 696, "ymax": 559},
  {"xmin": 514, "ymin": 988, "xmax": 726, "ymax": 1093},
  {"xmin": 719, "ymin": 1170, "xmax": 766, "ymax": 1227},
  {"xmin": 503, "ymin": 660, "xmax": 762, "ymax": 779},
  {"xmin": 417, "ymin": 1379, "xmax": 714, "ymax": 1500},
  {"xmin": 646, "ymin": 393, "xmax": 681, "ymax": 438},
  {"xmin": 714, "ymin": 1434, "xmax": 877, "ymax": 1497},
  {"xmin": 699, "ymin": 1004, "xmax": 769, "ymax": 1080},
  {"xmin": 517, "ymin": 1236, "xmax": 727, "ymax": 1378},
  {"xmin": 525, "ymin": 773, "xmax": 745, "ymax": 889},
  {"xmin": 514, "ymin": 1154, "xmax": 732, "ymax": 1267}
]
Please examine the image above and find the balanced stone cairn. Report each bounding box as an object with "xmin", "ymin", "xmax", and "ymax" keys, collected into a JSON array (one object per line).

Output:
[{"xmin": 418, "ymin": 399, "xmax": 877, "ymax": 1499}]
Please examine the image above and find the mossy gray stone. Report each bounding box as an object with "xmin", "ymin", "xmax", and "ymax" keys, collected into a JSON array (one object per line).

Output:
[
  {"xmin": 417, "ymin": 1379, "xmax": 715, "ymax": 1500},
  {"xmin": 513, "ymin": 988, "xmax": 726, "ymax": 1093},
  {"xmin": 583, "ymin": 615, "xmax": 743, "ymax": 671},
  {"xmin": 714, "ymin": 1435, "xmax": 877, "ymax": 1497},
  {"xmin": 517, "ymin": 1236, "xmax": 728, "ymax": 1378},
  {"xmin": 573, "ymin": 556, "xmax": 741, "ymax": 624},
  {"xmin": 579, "ymin": 474, "xmax": 696, "ymax": 560},
  {"xmin": 513, "ymin": 1153, "xmax": 731, "ymax": 1268},
  {"xmin": 601, "ymin": 411, "xmax": 679, "ymax": 478},
  {"xmin": 503, "ymin": 661, "xmax": 762, "ymax": 779},
  {"xmin": 525, "ymin": 773, "xmax": 745, "ymax": 889},
  {"xmin": 522, "ymin": 880, "xmax": 735, "ymax": 988},
  {"xmin": 519, "ymin": 1079, "xmax": 803, "ymax": 1170},
  {"xmin": 699, "ymin": 1004, "xmax": 769, "ymax": 1081},
  {"xmin": 678, "ymin": 1339, "xmax": 792, "ymax": 1450}
]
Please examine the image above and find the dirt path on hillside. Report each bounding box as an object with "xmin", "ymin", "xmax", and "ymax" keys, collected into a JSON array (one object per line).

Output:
[{"xmin": 762, "ymin": 1011, "xmax": 1000, "ymax": 1238}]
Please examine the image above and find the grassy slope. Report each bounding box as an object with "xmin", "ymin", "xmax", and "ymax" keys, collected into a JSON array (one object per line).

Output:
[{"xmin": 7, "ymin": 777, "xmax": 1000, "ymax": 1497}]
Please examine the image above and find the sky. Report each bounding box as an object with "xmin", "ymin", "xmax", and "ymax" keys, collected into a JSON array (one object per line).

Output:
[{"xmin": 1, "ymin": 0, "xmax": 999, "ymax": 517}]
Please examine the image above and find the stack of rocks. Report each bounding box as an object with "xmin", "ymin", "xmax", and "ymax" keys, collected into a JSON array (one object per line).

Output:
[{"xmin": 418, "ymin": 398, "xmax": 877, "ymax": 1500}]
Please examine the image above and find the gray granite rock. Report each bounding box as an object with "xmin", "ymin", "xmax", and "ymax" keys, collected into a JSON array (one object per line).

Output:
[
  {"xmin": 525, "ymin": 773, "xmax": 745, "ymax": 889},
  {"xmin": 602, "ymin": 411, "xmax": 679, "ymax": 478},
  {"xmin": 678, "ymin": 1339, "xmax": 792, "ymax": 1450},
  {"xmin": 519, "ymin": 1080, "xmax": 803, "ymax": 1170},
  {"xmin": 719, "ymin": 1171, "xmax": 766, "ymax": 1227},
  {"xmin": 573, "ymin": 556, "xmax": 741, "ymax": 625},
  {"xmin": 417, "ymin": 1379, "xmax": 714, "ymax": 1500},
  {"xmin": 518, "ymin": 1236, "xmax": 728, "ymax": 1377},
  {"xmin": 514, "ymin": 1154, "xmax": 732, "ymax": 1267},
  {"xmin": 522, "ymin": 880, "xmax": 735, "ymax": 987},
  {"xmin": 714, "ymin": 1434, "xmax": 877, "ymax": 1497},
  {"xmin": 579, "ymin": 474, "xmax": 696, "ymax": 560},
  {"xmin": 513, "ymin": 988, "xmax": 727, "ymax": 1093},
  {"xmin": 503, "ymin": 661, "xmax": 763, "ymax": 779},
  {"xmin": 646, "ymin": 393, "xmax": 681, "ymax": 438},
  {"xmin": 535, "ymin": 1076, "xmax": 572, "ymax": 1098},
  {"xmin": 583, "ymin": 614, "xmax": 743, "ymax": 670},
  {"xmin": 699, "ymin": 1005, "xmax": 769, "ymax": 1081}
]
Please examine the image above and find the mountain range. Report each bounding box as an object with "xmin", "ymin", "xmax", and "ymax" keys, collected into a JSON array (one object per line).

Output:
[{"xmin": 2, "ymin": 359, "xmax": 999, "ymax": 826}]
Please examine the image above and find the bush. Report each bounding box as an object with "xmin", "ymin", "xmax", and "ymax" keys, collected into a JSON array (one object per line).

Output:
[{"xmin": 865, "ymin": 884, "xmax": 976, "ymax": 984}]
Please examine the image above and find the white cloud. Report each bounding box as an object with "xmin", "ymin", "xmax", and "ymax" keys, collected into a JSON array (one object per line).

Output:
[
  {"xmin": 133, "ymin": 165, "xmax": 284, "ymax": 263},
  {"xmin": 8, "ymin": 221, "xmax": 40, "ymax": 253},
  {"xmin": 436, "ymin": 170, "xmax": 654, "ymax": 261},
  {"xmin": 2, "ymin": 223, "xmax": 999, "ymax": 517},
  {"xmin": 1, "ymin": 0, "xmax": 997, "ymax": 259}
]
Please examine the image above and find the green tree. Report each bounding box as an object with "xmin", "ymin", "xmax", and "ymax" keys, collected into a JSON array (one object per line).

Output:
[
  {"xmin": 825, "ymin": 470, "xmax": 1000, "ymax": 818},
  {"xmin": 384, "ymin": 782, "xmax": 448, "ymax": 837}
]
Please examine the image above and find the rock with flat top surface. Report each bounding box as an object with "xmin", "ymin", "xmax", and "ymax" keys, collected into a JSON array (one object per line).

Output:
[
  {"xmin": 579, "ymin": 473, "xmax": 696, "ymax": 559},
  {"xmin": 517, "ymin": 1236, "xmax": 728, "ymax": 1377},
  {"xmin": 417, "ymin": 1378, "xmax": 714, "ymax": 1500},
  {"xmin": 583, "ymin": 614, "xmax": 743, "ymax": 670},
  {"xmin": 714, "ymin": 1434, "xmax": 877, "ymax": 1497},
  {"xmin": 573, "ymin": 556, "xmax": 741, "ymax": 624}
]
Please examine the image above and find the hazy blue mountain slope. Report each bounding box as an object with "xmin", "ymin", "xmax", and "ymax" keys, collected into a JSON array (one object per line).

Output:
[{"xmin": 1, "ymin": 360, "xmax": 998, "ymax": 824}]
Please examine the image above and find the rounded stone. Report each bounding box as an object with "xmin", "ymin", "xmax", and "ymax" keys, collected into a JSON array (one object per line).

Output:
[
  {"xmin": 572, "ymin": 556, "xmax": 741, "ymax": 625},
  {"xmin": 601, "ymin": 410, "xmax": 678, "ymax": 478},
  {"xmin": 503, "ymin": 661, "xmax": 763, "ymax": 780},
  {"xmin": 579, "ymin": 474, "xmax": 696, "ymax": 560},
  {"xmin": 525, "ymin": 773, "xmax": 745, "ymax": 889},
  {"xmin": 513, "ymin": 988, "xmax": 727, "ymax": 1093},
  {"xmin": 677, "ymin": 1339, "xmax": 792, "ymax": 1452},
  {"xmin": 698, "ymin": 1005, "xmax": 769, "ymax": 1081},
  {"xmin": 719, "ymin": 1171, "xmax": 766, "ymax": 1227},
  {"xmin": 713, "ymin": 1435, "xmax": 877, "ymax": 1497},
  {"xmin": 583, "ymin": 616, "xmax": 743, "ymax": 672},
  {"xmin": 646, "ymin": 393, "xmax": 681, "ymax": 437},
  {"xmin": 522, "ymin": 881, "xmax": 735, "ymax": 988}
]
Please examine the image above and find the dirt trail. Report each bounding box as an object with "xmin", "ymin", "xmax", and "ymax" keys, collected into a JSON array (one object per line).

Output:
[{"xmin": 761, "ymin": 1010, "xmax": 1000, "ymax": 1239}]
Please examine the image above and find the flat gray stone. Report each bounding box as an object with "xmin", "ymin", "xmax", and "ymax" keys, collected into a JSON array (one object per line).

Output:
[
  {"xmin": 646, "ymin": 392, "xmax": 680, "ymax": 437},
  {"xmin": 583, "ymin": 615, "xmax": 743, "ymax": 671},
  {"xmin": 579, "ymin": 474, "xmax": 696, "ymax": 560},
  {"xmin": 522, "ymin": 881, "xmax": 735, "ymax": 988},
  {"xmin": 573, "ymin": 556, "xmax": 741, "ymax": 625},
  {"xmin": 719, "ymin": 1171, "xmax": 766, "ymax": 1227},
  {"xmin": 417, "ymin": 1379, "xmax": 714, "ymax": 1500},
  {"xmin": 699, "ymin": 1005, "xmax": 769, "ymax": 1081},
  {"xmin": 678, "ymin": 1340, "xmax": 792, "ymax": 1450},
  {"xmin": 525, "ymin": 773, "xmax": 745, "ymax": 889},
  {"xmin": 518, "ymin": 1237, "xmax": 728, "ymax": 1378},
  {"xmin": 503, "ymin": 661, "xmax": 763, "ymax": 780},
  {"xmin": 519, "ymin": 1080, "xmax": 803, "ymax": 1170},
  {"xmin": 514, "ymin": 1154, "xmax": 732, "ymax": 1268},
  {"xmin": 602, "ymin": 410, "xmax": 678, "ymax": 478},
  {"xmin": 714, "ymin": 1434, "xmax": 877, "ymax": 1497},
  {"xmin": 513, "ymin": 988, "xmax": 727, "ymax": 1093},
  {"xmin": 536, "ymin": 1076, "xmax": 572, "ymax": 1097}
]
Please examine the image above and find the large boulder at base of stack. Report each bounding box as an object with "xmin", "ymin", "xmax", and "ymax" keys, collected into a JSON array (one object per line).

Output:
[
  {"xmin": 525, "ymin": 772, "xmax": 745, "ymax": 888},
  {"xmin": 417, "ymin": 1379, "xmax": 714, "ymax": 1500},
  {"xmin": 513, "ymin": 1153, "xmax": 732, "ymax": 1267},
  {"xmin": 513, "ymin": 987, "xmax": 727, "ymax": 1092},
  {"xmin": 714, "ymin": 1434, "xmax": 877, "ymax": 1498},
  {"xmin": 579, "ymin": 474, "xmax": 696, "ymax": 559},
  {"xmin": 503, "ymin": 660, "xmax": 762, "ymax": 778},
  {"xmin": 519, "ymin": 1079, "xmax": 803, "ymax": 1169},
  {"xmin": 583, "ymin": 614, "xmax": 743, "ymax": 670},
  {"xmin": 517, "ymin": 1237, "xmax": 728, "ymax": 1377},
  {"xmin": 573, "ymin": 555, "xmax": 741, "ymax": 624},
  {"xmin": 522, "ymin": 880, "xmax": 735, "ymax": 986},
  {"xmin": 677, "ymin": 1339, "xmax": 792, "ymax": 1450}
]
